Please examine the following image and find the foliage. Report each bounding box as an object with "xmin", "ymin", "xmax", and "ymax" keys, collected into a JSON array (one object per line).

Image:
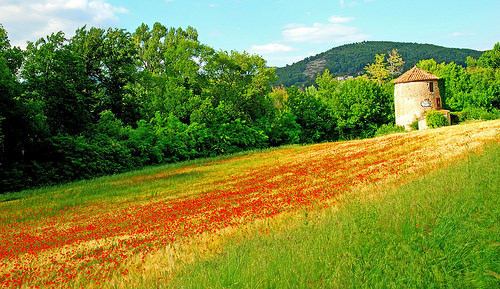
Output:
[
  {"xmin": 410, "ymin": 119, "xmax": 419, "ymax": 131},
  {"xmin": 0, "ymin": 23, "xmax": 498, "ymax": 193},
  {"xmin": 364, "ymin": 50, "xmax": 404, "ymax": 84},
  {"xmin": 258, "ymin": 110, "xmax": 301, "ymax": 147},
  {"xmin": 417, "ymin": 52, "xmax": 500, "ymax": 113},
  {"xmin": 364, "ymin": 53, "xmax": 390, "ymax": 84},
  {"xmin": 285, "ymin": 86, "xmax": 337, "ymax": 143},
  {"xmin": 460, "ymin": 107, "xmax": 500, "ymax": 121},
  {"xmin": 374, "ymin": 123, "xmax": 406, "ymax": 136},
  {"xmin": 22, "ymin": 32, "xmax": 95, "ymax": 135},
  {"xmin": 315, "ymin": 70, "xmax": 394, "ymax": 139},
  {"xmin": 477, "ymin": 42, "xmax": 500, "ymax": 69},
  {"xmin": 387, "ymin": 49, "xmax": 405, "ymax": 77},
  {"xmin": 425, "ymin": 110, "xmax": 448, "ymax": 128}
]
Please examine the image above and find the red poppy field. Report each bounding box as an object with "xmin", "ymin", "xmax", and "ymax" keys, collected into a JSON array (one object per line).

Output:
[{"xmin": 1, "ymin": 120, "xmax": 499, "ymax": 288}]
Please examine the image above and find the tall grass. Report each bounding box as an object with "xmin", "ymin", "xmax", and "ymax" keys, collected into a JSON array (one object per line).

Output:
[{"xmin": 172, "ymin": 143, "xmax": 500, "ymax": 288}]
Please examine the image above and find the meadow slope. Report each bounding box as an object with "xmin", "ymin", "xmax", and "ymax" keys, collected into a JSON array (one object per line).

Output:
[{"xmin": 0, "ymin": 120, "xmax": 499, "ymax": 288}]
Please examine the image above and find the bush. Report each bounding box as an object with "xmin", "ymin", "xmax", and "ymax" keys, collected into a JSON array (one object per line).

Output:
[
  {"xmin": 260, "ymin": 111, "xmax": 301, "ymax": 147},
  {"xmin": 460, "ymin": 107, "xmax": 500, "ymax": 122},
  {"xmin": 374, "ymin": 123, "xmax": 406, "ymax": 137},
  {"xmin": 409, "ymin": 119, "xmax": 419, "ymax": 131},
  {"xmin": 209, "ymin": 119, "xmax": 269, "ymax": 155},
  {"xmin": 426, "ymin": 110, "xmax": 448, "ymax": 128}
]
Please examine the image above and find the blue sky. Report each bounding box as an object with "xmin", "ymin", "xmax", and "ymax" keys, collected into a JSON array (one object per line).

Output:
[{"xmin": 1, "ymin": 0, "xmax": 499, "ymax": 67}]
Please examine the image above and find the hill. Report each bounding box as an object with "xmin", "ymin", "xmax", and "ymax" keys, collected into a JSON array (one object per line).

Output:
[
  {"xmin": 274, "ymin": 41, "xmax": 483, "ymax": 87},
  {"xmin": 1, "ymin": 120, "xmax": 499, "ymax": 287}
]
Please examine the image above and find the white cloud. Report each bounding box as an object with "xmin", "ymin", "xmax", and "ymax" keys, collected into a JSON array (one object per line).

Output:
[
  {"xmin": 282, "ymin": 18, "xmax": 368, "ymax": 44},
  {"xmin": 256, "ymin": 15, "xmax": 369, "ymax": 66},
  {"xmin": 208, "ymin": 31, "xmax": 223, "ymax": 38},
  {"xmin": 447, "ymin": 32, "xmax": 474, "ymax": 38},
  {"xmin": 0, "ymin": 0, "xmax": 128, "ymax": 48},
  {"xmin": 249, "ymin": 43, "xmax": 295, "ymax": 55},
  {"xmin": 263, "ymin": 52, "xmax": 318, "ymax": 68},
  {"xmin": 328, "ymin": 15, "xmax": 355, "ymax": 23}
]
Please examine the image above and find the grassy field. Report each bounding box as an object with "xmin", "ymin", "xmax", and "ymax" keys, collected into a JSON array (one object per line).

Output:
[
  {"xmin": 173, "ymin": 138, "xmax": 499, "ymax": 288},
  {"xmin": 0, "ymin": 120, "xmax": 499, "ymax": 288}
]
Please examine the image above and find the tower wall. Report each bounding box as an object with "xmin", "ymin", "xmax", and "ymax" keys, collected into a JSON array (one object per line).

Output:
[{"xmin": 394, "ymin": 80, "xmax": 441, "ymax": 129}]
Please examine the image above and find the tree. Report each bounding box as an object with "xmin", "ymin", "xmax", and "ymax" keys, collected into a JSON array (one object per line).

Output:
[
  {"xmin": 194, "ymin": 50, "xmax": 275, "ymax": 124},
  {"xmin": 0, "ymin": 24, "xmax": 22, "ymax": 74},
  {"xmin": 417, "ymin": 52, "xmax": 500, "ymax": 111},
  {"xmin": 99, "ymin": 28, "xmax": 139, "ymax": 124},
  {"xmin": 477, "ymin": 42, "xmax": 500, "ymax": 69},
  {"xmin": 268, "ymin": 86, "xmax": 289, "ymax": 109},
  {"xmin": 386, "ymin": 49, "xmax": 405, "ymax": 78},
  {"xmin": 23, "ymin": 32, "xmax": 94, "ymax": 135},
  {"xmin": 68, "ymin": 26, "xmax": 140, "ymax": 125},
  {"xmin": 416, "ymin": 59, "xmax": 446, "ymax": 75},
  {"xmin": 285, "ymin": 86, "xmax": 337, "ymax": 143},
  {"xmin": 0, "ymin": 25, "xmax": 34, "ymax": 192},
  {"xmin": 133, "ymin": 23, "xmax": 168, "ymax": 74},
  {"xmin": 365, "ymin": 53, "xmax": 389, "ymax": 84},
  {"xmin": 132, "ymin": 23, "xmax": 213, "ymax": 123},
  {"xmin": 315, "ymin": 71, "xmax": 394, "ymax": 139}
]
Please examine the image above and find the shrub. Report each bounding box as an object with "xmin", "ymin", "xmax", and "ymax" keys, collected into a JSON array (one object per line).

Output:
[
  {"xmin": 460, "ymin": 107, "xmax": 500, "ymax": 122},
  {"xmin": 260, "ymin": 111, "xmax": 301, "ymax": 147},
  {"xmin": 374, "ymin": 123, "xmax": 406, "ymax": 137},
  {"xmin": 426, "ymin": 110, "xmax": 448, "ymax": 128},
  {"xmin": 209, "ymin": 119, "xmax": 269, "ymax": 155},
  {"xmin": 409, "ymin": 119, "xmax": 419, "ymax": 131}
]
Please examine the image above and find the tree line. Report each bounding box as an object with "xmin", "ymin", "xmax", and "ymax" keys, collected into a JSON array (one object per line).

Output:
[{"xmin": 0, "ymin": 23, "xmax": 498, "ymax": 193}]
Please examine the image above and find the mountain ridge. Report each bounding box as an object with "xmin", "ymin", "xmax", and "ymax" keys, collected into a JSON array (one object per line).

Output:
[{"xmin": 274, "ymin": 41, "xmax": 483, "ymax": 87}]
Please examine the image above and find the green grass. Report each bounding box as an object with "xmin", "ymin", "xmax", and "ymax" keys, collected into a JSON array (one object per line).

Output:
[{"xmin": 172, "ymin": 143, "xmax": 500, "ymax": 288}]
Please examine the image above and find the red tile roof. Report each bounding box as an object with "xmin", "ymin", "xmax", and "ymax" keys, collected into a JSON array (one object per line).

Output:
[{"xmin": 393, "ymin": 66, "xmax": 439, "ymax": 84}]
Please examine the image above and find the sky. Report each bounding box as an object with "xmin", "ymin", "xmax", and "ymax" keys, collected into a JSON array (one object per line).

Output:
[{"xmin": 1, "ymin": 0, "xmax": 499, "ymax": 67}]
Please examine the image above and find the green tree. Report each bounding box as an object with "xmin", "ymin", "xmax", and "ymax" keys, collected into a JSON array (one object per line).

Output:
[
  {"xmin": 0, "ymin": 24, "xmax": 22, "ymax": 74},
  {"xmin": 285, "ymin": 86, "xmax": 337, "ymax": 143},
  {"xmin": 477, "ymin": 42, "xmax": 500, "ymax": 69},
  {"xmin": 100, "ymin": 28, "xmax": 139, "ymax": 124},
  {"xmin": 386, "ymin": 49, "xmax": 405, "ymax": 78},
  {"xmin": 315, "ymin": 71, "xmax": 394, "ymax": 139},
  {"xmin": 132, "ymin": 23, "xmax": 212, "ymax": 123},
  {"xmin": 365, "ymin": 53, "xmax": 389, "ymax": 84},
  {"xmin": 418, "ymin": 53, "xmax": 499, "ymax": 112},
  {"xmin": 69, "ymin": 26, "xmax": 140, "ymax": 124},
  {"xmin": 23, "ymin": 32, "xmax": 94, "ymax": 135},
  {"xmin": 0, "ymin": 24, "xmax": 36, "ymax": 192},
  {"xmin": 193, "ymin": 50, "xmax": 275, "ymax": 124}
]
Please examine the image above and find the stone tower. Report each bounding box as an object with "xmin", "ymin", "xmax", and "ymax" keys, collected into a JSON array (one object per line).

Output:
[{"xmin": 393, "ymin": 66, "xmax": 448, "ymax": 130}]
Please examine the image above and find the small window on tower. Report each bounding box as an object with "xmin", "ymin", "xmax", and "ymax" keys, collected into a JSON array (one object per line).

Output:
[
  {"xmin": 436, "ymin": 97, "xmax": 441, "ymax": 108},
  {"xmin": 429, "ymin": 82, "xmax": 434, "ymax": 92}
]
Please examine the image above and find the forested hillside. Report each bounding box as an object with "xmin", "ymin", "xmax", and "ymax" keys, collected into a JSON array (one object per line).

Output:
[
  {"xmin": 275, "ymin": 41, "xmax": 483, "ymax": 87},
  {"xmin": 0, "ymin": 23, "xmax": 498, "ymax": 193}
]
